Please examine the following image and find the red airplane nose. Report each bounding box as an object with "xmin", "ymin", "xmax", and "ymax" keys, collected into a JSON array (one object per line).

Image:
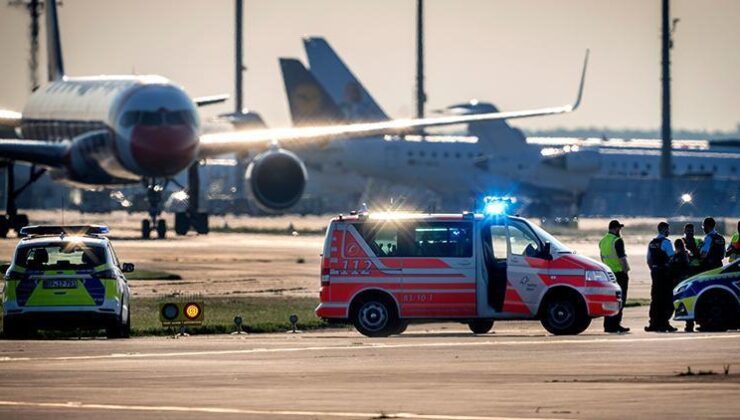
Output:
[{"xmin": 130, "ymin": 125, "xmax": 198, "ymax": 176}]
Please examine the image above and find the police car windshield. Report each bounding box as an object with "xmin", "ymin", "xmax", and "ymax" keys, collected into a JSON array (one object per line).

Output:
[
  {"xmin": 527, "ymin": 223, "xmax": 573, "ymax": 254},
  {"xmin": 15, "ymin": 242, "xmax": 107, "ymax": 270}
]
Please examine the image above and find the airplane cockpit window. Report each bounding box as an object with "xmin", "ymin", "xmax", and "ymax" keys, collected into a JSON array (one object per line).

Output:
[
  {"xmin": 140, "ymin": 112, "xmax": 163, "ymax": 126},
  {"xmin": 120, "ymin": 111, "xmax": 140, "ymax": 128}
]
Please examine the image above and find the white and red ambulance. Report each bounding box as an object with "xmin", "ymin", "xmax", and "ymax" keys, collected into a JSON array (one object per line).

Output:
[{"xmin": 316, "ymin": 208, "xmax": 622, "ymax": 337}]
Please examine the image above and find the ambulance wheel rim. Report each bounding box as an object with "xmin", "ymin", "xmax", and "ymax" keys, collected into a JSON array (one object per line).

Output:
[
  {"xmin": 358, "ymin": 301, "xmax": 388, "ymax": 331},
  {"xmin": 548, "ymin": 301, "xmax": 575, "ymax": 328}
]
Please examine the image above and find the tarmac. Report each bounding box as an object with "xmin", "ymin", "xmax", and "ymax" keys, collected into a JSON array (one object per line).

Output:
[
  {"xmin": 1, "ymin": 306, "xmax": 739, "ymax": 420},
  {"xmin": 1, "ymin": 215, "xmax": 738, "ymax": 418}
]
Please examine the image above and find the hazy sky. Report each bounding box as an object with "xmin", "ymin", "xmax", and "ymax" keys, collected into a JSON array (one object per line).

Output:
[{"xmin": 0, "ymin": 0, "xmax": 738, "ymax": 132}]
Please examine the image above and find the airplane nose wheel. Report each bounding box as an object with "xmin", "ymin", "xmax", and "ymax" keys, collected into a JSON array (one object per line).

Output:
[{"xmin": 142, "ymin": 179, "xmax": 167, "ymax": 239}]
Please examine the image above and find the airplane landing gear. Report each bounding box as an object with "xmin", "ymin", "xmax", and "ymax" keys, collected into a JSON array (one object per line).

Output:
[
  {"xmin": 0, "ymin": 162, "xmax": 45, "ymax": 238},
  {"xmin": 142, "ymin": 179, "xmax": 167, "ymax": 239},
  {"xmin": 173, "ymin": 162, "xmax": 209, "ymax": 236}
]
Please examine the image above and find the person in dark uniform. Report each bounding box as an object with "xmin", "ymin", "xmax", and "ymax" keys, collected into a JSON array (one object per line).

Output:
[
  {"xmin": 670, "ymin": 238, "xmax": 694, "ymax": 331},
  {"xmin": 700, "ymin": 217, "xmax": 726, "ymax": 271},
  {"xmin": 599, "ymin": 220, "xmax": 630, "ymax": 333},
  {"xmin": 646, "ymin": 222, "xmax": 677, "ymax": 332}
]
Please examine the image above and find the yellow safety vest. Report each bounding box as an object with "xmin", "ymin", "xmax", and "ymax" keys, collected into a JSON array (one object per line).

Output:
[
  {"xmin": 730, "ymin": 232, "xmax": 739, "ymax": 263},
  {"xmin": 599, "ymin": 233, "xmax": 622, "ymax": 273}
]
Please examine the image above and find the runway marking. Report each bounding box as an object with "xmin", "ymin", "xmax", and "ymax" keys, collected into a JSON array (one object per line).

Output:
[
  {"xmin": 1, "ymin": 333, "xmax": 738, "ymax": 363},
  {"xmin": 0, "ymin": 400, "xmax": 563, "ymax": 420}
]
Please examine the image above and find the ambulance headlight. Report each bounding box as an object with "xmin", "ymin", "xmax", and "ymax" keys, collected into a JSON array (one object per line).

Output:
[{"xmin": 585, "ymin": 270, "xmax": 610, "ymax": 282}]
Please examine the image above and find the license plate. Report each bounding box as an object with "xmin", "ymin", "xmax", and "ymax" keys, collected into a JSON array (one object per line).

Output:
[{"xmin": 43, "ymin": 279, "xmax": 78, "ymax": 289}]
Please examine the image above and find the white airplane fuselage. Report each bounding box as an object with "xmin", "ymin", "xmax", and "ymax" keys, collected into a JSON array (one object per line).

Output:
[{"xmin": 19, "ymin": 75, "xmax": 200, "ymax": 187}]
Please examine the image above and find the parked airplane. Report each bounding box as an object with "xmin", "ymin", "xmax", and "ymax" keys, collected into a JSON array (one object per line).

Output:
[
  {"xmin": 296, "ymin": 37, "xmax": 740, "ymax": 216},
  {"xmin": 0, "ymin": 2, "xmax": 586, "ymax": 238}
]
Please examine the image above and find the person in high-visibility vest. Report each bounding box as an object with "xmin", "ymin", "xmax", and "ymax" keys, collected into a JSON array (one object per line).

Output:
[
  {"xmin": 599, "ymin": 219, "xmax": 630, "ymax": 333},
  {"xmin": 726, "ymin": 220, "xmax": 739, "ymax": 263},
  {"xmin": 681, "ymin": 223, "xmax": 703, "ymax": 332}
]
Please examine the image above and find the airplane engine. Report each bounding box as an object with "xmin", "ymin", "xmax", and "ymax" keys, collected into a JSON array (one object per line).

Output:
[
  {"xmin": 245, "ymin": 148, "xmax": 307, "ymax": 212},
  {"xmin": 61, "ymin": 131, "xmax": 121, "ymax": 185},
  {"xmin": 564, "ymin": 149, "xmax": 601, "ymax": 172}
]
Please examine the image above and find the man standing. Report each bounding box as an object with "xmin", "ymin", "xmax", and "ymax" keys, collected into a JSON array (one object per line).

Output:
[
  {"xmin": 726, "ymin": 220, "xmax": 739, "ymax": 263},
  {"xmin": 700, "ymin": 217, "xmax": 726, "ymax": 270},
  {"xmin": 646, "ymin": 222, "xmax": 676, "ymax": 332},
  {"xmin": 599, "ymin": 220, "xmax": 630, "ymax": 333},
  {"xmin": 682, "ymin": 223, "xmax": 703, "ymax": 333}
]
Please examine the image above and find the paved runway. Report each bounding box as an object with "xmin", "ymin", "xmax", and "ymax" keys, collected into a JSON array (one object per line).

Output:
[{"xmin": 1, "ymin": 307, "xmax": 739, "ymax": 420}]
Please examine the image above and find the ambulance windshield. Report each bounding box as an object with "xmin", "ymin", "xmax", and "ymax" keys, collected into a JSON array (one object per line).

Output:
[{"xmin": 528, "ymin": 223, "xmax": 573, "ymax": 254}]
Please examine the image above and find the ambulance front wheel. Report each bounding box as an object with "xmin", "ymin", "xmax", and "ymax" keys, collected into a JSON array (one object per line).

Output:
[
  {"xmin": 540, "ymin": 290, "xmax": 591, "ymax": 335},
  {"xmin": 468, "ymin": 320, "xmax": 494, "ymax": 334},
  {"xmin": 351, "ymin": 293, "xmax": 400, "ymax": 337}
]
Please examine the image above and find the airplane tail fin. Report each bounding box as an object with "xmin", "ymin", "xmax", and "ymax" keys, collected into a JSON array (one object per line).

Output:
[
  {"xmin": 444, "ymin": 101, "xmax": 530, "ymax": 154},
  {"xmin": 303, "ymin": 37, "xmax": 388, "ymax": 122},
  {"xmin": 279, "ymin": 58, "xmax": 346, "ymax": 127},
  {"xmin": 46, "ymin": 0, "xmax": 65, "ymax": 81}
]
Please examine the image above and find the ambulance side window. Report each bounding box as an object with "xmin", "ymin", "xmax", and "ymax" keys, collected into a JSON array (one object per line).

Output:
[
  {"xmin": 489, "ymin": 225, "xmax": 508, "ymax": 260},
  {"xmin": 409, "ymin": 222, "xmax": 472, "ymax": 258},
  {"xmin": 508, "ymin": 224, "xmax": 541, "ymax": 257},
  {"xmin": 353, "ymin": 223, "xmax": 399, "ymax": 257}
]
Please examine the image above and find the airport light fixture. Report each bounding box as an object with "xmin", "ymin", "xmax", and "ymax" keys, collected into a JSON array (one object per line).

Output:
[{"xmin": 680, "ymin": 193, "xmax": 693, "ymax": 204}]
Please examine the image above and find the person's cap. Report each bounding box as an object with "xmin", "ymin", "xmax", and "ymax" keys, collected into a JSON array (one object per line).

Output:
[{"xmin": 608, "ymin": 220, "xmax": 624, "ymax": 230}]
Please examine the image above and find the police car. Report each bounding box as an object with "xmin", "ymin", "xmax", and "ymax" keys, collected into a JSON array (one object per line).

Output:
[
  {"xmin": 2, "ymin": 225, "xmax": 133, "ymax": 339},
  {"xmin": 673, "ymin": 259, "xmax": 740, "ymax": 331},
  {"xmin": 316, "ymin": 199, "xmax": 622, "ymax": 337}
]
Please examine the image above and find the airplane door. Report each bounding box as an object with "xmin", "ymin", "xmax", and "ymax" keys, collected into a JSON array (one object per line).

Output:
[{"xmin": 505, "ymin": 221, "xmax": 548, "ymax": 315}]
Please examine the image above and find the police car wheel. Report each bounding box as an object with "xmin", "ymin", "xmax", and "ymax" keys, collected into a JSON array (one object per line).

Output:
[
  {"xmin": 468, "ymin": 320, "xmax": 494, "ymax": 334},
  {"xmin": 696, "ymin": 291, "xmax": 738, "ymax": 332},
  {"xmin": 540, "ymin": 293, "xmax": 590, "ymax": 335},
  {"xmin": 352, "ymin": 297, "xmax": 399, "ymax": 337}
]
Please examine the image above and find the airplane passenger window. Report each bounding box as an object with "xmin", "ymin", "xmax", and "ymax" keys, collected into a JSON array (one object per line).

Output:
[{"xmin": 507, "ymin": 224, "xmax": 540, "ymax": 257}]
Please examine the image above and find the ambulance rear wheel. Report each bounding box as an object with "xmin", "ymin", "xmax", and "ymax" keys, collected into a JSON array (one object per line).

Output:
[
  {"xmin": 391, "ymin": 320, "xmax": 408, "ymax": 335},
  {"xmin": 351, "ymin": 295, "xmax": 399, "ymax": 337},
  {"xmin": 468, "ymin": 320, "xmax": 494, "ymax": 334},
  {"xmin": 540, "ymin": 291, "xmax": 590, "ymax": 335}
]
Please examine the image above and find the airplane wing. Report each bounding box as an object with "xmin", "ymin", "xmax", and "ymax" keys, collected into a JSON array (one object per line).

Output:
[
  {"xmin": 200, "ymin": 50, "xmax": 588, "ymax": 157},
  {"xmin": 0, "ymin": 110, "xmax": 23, "ymax": 128},
  {"xmin": 0, "ymin": 139, "xmax": 68, "ymax": 167}
]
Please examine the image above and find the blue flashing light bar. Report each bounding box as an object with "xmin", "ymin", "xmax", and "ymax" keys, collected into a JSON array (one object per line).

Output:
[
  {"xmin": 482, "ymin": 196, "xmax": 517, "ymax": 216},
  {"xmin": 19, "ymin": 225, "xmax": 110, "ymax": 237}
]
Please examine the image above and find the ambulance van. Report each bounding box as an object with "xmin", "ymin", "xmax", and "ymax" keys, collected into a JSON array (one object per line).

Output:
[{"xmin": 316, "ymin": 209, "xmax": 622, "ymax": 337}]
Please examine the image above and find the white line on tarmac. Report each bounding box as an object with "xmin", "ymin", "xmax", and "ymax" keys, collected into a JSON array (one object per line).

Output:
[
  {"xmin": 0, "ymin": 400, "xmax": 563, "ymax": 420},
  {"xmin": 1, "ymin": 333, "xmax": 738, "ymax": 363}
]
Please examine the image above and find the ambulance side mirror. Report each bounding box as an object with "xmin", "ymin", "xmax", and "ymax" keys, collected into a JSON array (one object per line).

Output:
[{"xmin": 541, "ymin": 242, "xmax": 553, "ymax": 260}]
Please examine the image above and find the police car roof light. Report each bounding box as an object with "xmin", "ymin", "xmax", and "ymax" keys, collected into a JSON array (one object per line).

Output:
[{"xmin": 19, "ymin": 224, "xmax": 110, "ymax": 238}]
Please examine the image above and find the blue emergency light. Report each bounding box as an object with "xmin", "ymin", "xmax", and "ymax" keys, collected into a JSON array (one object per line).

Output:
[{"xmin": 482, "ymin": 196, "xmax": 516, "ymax": 216}]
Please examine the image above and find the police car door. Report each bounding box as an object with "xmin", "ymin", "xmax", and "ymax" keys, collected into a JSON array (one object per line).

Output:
[{"xmin": 505, "ymin": 220, "xmax": 547, "ymax": 316}]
